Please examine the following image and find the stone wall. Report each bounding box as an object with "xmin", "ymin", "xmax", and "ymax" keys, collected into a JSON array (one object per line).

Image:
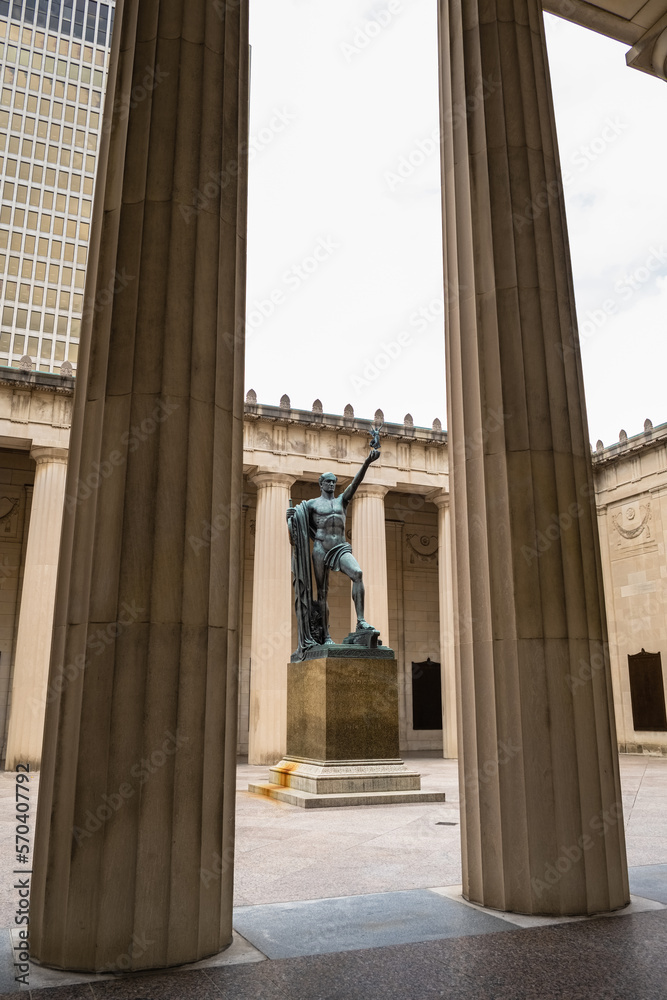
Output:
[{"xmin": 594, "ymin": 422, "xmax": 667, "ymax": 755}]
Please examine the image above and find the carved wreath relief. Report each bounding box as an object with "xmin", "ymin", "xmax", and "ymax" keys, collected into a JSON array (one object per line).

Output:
[{"xmin": 611, "ymin": 502, "xmax": 652, "ymax": 544}]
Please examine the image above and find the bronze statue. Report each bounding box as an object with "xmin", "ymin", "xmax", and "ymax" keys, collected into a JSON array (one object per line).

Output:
[{"xmin": 287, "ymin": 426, "xmax": 383, "ymax": 660}]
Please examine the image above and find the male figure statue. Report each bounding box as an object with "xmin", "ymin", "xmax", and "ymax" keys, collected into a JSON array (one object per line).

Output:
[{"xmin": 287, "ymin": 438, "xmax": 381, "ymax": 659}]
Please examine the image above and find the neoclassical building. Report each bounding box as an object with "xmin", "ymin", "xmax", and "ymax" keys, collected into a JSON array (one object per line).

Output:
[
  {"xmin": 2, "ymin": 0, "xmax": 666, "ymax": 973},
  {"xmin": 3, "ymin": 386, "xmax": 667, "ymax": 773}
]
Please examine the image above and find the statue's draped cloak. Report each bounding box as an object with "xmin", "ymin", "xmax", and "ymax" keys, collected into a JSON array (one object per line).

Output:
[{"xmin": 290, "ymin": 501, "xmax": 318, "ymax": 659}]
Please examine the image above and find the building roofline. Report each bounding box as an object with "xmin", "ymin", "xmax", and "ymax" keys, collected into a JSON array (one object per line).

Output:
[
  {"xmin": 244, "ymin": 400, "xmax": 447, "ymax": 444},
  {"xmin": 0, "ymin": 366, "xmax": 75, "ymax": 395},
  {"xmin": 592, "ymin": 420, "xmax": 667, "ymax": 465}
]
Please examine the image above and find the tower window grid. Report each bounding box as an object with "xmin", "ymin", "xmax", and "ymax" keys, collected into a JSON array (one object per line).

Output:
[{"xmin": 0, "ymin": 0, "xmax": 112, "ymax": 373}]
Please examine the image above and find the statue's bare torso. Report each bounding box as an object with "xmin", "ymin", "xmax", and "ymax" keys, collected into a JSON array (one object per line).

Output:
[{"xmin": 308, "ymin": 496, "xmax": 347, "ymax": 552}]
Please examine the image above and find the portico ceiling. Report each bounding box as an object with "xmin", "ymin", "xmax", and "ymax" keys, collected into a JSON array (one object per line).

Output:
[{"xmin": 543, "ymin": 0, "xmax": 667, "ymax": 79}]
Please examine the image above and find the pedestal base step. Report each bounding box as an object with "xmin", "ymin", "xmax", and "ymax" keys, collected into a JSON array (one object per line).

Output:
[
  {"xmin": 269, "ymin": 759, "xmax": 425, "ymax": 795},
  {"xmin": 247, "ymin": 782, "xmax": 446, "ymax": 809}
]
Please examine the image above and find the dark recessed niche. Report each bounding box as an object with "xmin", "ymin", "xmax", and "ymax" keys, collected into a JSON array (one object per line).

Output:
[
  {"xmin": 628, "ymin": 649, "xmax": 667, "ymax": 732},
  {"xmin": 411, "ymin": 658, "xmax": 443, "ymax": 731}
]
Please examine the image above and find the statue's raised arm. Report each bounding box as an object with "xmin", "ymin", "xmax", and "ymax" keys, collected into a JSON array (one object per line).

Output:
[{"xmin": 341, "ymin": 423, "xmax": 382, "ymax": 507}]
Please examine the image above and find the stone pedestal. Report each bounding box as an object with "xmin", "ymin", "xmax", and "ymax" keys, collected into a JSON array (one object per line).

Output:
[{"xmin": 248, "ymin": 652, "xmax": 446, "ymax": 808}]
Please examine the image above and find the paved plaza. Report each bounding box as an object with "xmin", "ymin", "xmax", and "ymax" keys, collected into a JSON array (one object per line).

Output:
[{"xmin": 0, "ymin": 753, "xmax": 666, "ymax": 997}]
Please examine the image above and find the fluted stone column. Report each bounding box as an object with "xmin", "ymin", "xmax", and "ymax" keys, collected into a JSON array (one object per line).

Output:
[
  {"xmin": 438, "ymin": 0, "xmax": 628, "ymax": 914},
  {"xmin": 248, "ymin": 472, "xmax": 295, "ymax": 765},
  {"xmin": 31, "ymin": 0, "xmax": 249, "ymax": 972},
  {"xmin": 432, "ymin": 492, "xmax": 457, "ymax": 759},
  {"xmin": 5, "ymin": 447, "xmax": 68, "ymax": 771},
  {"xmin": 596, "ymin": 506, "xmax": 626, "ymax": 746},
  {"xmin": 351, "ymin": 486, "xmax": 389, "ymax": 646}
]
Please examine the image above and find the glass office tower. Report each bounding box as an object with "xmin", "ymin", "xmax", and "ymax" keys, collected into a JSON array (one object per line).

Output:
[{"xmin": 0, "ymin": 0, "xmax": 114, "ymax": 373}]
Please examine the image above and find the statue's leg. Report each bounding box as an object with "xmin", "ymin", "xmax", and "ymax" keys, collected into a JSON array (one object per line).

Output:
[
  {"xmin": 320, "ymin": 569, "xmax": 333, "ymax": 643},
  {"xmin": 312, "ymin": 547, "xmax": 333, "ymax": 643},
  {"xmin": 338, "ymin": 553, "xmax": 371, "ymax": 628}
]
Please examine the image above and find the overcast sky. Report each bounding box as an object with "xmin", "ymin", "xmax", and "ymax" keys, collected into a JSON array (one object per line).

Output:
[{"xmin": 245, "ymin": 1, "xmax": 667, "ymax": 446}]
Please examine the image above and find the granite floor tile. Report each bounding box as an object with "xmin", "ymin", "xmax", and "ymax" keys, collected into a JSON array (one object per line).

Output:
[
  {"xmin": 88, "ymin": 968, "xmax": 233, "ymax": 999},
  {"xmin": 263, "ymin": 910, "xmax": 667, "ymax": 1000}
]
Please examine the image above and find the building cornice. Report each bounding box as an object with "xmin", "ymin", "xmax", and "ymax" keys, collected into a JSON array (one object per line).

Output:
[
  {"xmin": 243, "ymin": 400, "xmax": 447, "ymax": 446},
  {"xmin": 0, "ymin": 367, "xmax": 75, "ymax": 397},
  {"xmin": 592, "ymin": 421, "xmax": 667, "ymax": 468}
]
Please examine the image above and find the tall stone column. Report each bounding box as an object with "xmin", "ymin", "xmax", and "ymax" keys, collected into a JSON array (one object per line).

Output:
[
  {"xmin": 596, "ymin": 506, "xmax": 626, "ymax": 746},
  {"xmin": 351, "ymin": 486, "xmax": 389, "ymax": 646},
  {"xmin": 30, "ymin": 0, "xmax": 249, "ymax": 972},
  {"xmin": 5, "ymin": 447, "xmax": 68, "ymax": 770},
  {"xmin": 438, "ymin": 0, "xmax": 628, "ymax": 914},
  {"xmin": 432, "ymin": 492, "xmax": 457, "ymax": 759},
  {"xmin": 248, "ymin": 472, "xmax": 295, "ymax": 765}
]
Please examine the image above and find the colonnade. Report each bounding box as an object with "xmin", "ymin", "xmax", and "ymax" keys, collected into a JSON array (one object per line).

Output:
[{"xmin": 25, "ymin": 0, "xmax": 628, "ymax": 973}]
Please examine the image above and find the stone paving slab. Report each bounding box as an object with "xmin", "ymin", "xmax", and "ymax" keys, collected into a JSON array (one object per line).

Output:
[
  {"xmin": 628, "ymin": 863, "xmax": 667, "ymax": 904},
  {"xmin": 231, "ymin": 888, "xmax": 513, "ymax": 959}
]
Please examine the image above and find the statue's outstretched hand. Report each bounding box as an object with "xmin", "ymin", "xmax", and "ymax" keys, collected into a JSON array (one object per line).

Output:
[{"xmin": 369, "ymin": 448, "xmax": 380, "ymax": 464}]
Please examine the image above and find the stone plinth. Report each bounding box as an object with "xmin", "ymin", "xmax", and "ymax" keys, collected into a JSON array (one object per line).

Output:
[{"xmin": 248, "ymin": 654, "xmax": 446, "ymax": 808}]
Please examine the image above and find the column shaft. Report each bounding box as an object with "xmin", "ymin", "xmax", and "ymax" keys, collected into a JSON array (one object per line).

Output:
[
  {"xmin": 351, "ymin": 487, "xmax": 389, "ymax": 646},
  {"xmin": 596, "ymin": 506, "xmax": 626, "ymax": 745},
  {"xmin": 434, "ymin": 494, "xmax": 457, "ymax": 759},
  {"xmin": 248, "ymin": 473, "xmax": 294, "ymax": 765},
  {"xmin": 5, "ymin": 448, "xmax": 68, "ymax": 770},
  {"xmin": 438, "ymin": 0, "xmax": 628, "ymax": 913},
  {"xmin": 31, "ymin": 0, "xmax": 249, "ymax": 971}
]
